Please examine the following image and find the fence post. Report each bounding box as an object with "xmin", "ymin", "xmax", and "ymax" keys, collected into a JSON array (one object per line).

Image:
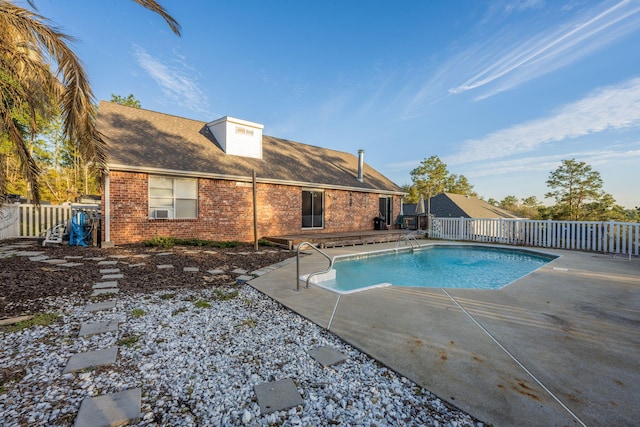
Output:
[{"xmin": 608, "ymin": 220, "xmax": 615, "ymax": 254}]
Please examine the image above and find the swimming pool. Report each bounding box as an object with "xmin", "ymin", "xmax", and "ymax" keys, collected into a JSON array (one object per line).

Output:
[{"xmin": 309, "ymin": 245, "xmax": 557, "ymax": 294}]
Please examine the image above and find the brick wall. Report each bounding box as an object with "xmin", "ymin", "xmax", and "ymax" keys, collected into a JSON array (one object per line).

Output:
[{"xmin": 102, "ymin": 171, "xmax": 401, "ymax": 244}]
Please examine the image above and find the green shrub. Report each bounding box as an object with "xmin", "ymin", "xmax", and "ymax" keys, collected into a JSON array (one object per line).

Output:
[
  {"xmin": 143, "ymin": 236, "xmax": 176, "ymax": 248},
  {"xmin": 143, "ymin": 237, "xmax": 241, "ymax": 249}
]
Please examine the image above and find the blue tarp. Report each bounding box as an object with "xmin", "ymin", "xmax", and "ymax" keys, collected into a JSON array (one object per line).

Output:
[{"xmin": 69, "ymin": 211, "xmax": 88, "ymax": 246}]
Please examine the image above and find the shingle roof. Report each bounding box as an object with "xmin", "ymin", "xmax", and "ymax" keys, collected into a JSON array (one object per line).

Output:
[
  {"xmin": 403, "ymin": 193, "xmax": 520, "ymax": 218},
  {"xmin": 431, "ymin": 193, "xmax": 520, "ymax": 218},
  {"xmin": 97, "ymin": 101, "xmax": 402, "ymax": 193}
]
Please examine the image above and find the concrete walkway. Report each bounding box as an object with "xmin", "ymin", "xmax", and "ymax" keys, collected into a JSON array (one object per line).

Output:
[{"xmin": 249, "ymin": 241, "xmax": 640, "ymax": 426}]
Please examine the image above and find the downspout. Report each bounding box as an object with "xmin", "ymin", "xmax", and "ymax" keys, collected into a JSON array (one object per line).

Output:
[
  {"xmin": 253, "ymin": 169, "xmax": 258, "ymax": 251},
  {"xmin": 102, "ymin": 173, "xmax": 113, "ymax": 248}
]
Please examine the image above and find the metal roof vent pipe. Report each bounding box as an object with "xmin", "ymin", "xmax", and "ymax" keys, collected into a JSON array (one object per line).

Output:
[{"xmin": 357, "ymin": 149, "xmax": 364, "ymax": 182}]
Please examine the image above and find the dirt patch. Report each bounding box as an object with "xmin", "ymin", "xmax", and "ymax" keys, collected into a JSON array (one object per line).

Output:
[{"xmin": 0, "ymin": 240, "xmax": 293, "ymax": 319}]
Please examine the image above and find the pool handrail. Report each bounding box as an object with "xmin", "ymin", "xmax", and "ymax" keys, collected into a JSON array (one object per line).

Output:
[
  {"xmin": 396, "ymin": 231, "xmax": 422, "ymax": 250},
  {"xmin": 296, "ymin": 242, "xmax": 334, "ymax": 291}
]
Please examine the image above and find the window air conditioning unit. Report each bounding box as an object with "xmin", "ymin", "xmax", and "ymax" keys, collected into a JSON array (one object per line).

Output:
[{"xmin": 154, "ymin": 209, "xmax": 170, "ymax": 219}]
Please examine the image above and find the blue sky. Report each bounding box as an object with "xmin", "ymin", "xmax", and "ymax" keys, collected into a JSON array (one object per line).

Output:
[{"xmin": 37, "ymin": 0, "xmax": 640, "ymax": 208}]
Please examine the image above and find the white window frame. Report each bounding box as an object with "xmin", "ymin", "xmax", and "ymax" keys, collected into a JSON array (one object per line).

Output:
[{"xmin": 148, "ymin": 176, "xmax": 198, "ymax": 220}]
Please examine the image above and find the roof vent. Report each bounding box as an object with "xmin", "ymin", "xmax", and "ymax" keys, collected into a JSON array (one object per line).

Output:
[
  {"xmin": 357, "ymin": 149, "xmax": 364, "ymax": 182},
  {"xmin": 206, "ymin": 116, "xmax": 264, "ymax": 159}
]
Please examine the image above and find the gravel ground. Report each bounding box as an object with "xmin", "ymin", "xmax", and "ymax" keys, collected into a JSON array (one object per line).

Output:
[{"xmin": 0, "ymin": 241, "xmax": 483, "ymax": 426}]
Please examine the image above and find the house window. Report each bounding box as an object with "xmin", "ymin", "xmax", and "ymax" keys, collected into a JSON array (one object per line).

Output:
[
  {"xmin": 302, "ymin": 190, "xmax": 324, "ymax": 228},
  {"xmin": 149, "ymin": 176, "xmax": 198, "ymax": 219}
]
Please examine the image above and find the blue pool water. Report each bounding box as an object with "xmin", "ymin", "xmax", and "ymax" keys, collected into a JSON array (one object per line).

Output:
[{"xmin": 317, "ymin": 245, "xmax": 556, "ymax": 293}]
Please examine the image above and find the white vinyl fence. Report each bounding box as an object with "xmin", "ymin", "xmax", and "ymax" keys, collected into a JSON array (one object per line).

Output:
[
  {"xmin": 0, "ymin": 203, "xmax": 100, "ymax": 240},
  {"xmin": 430, "ymin": 217, "xmax": 639, "ymax": 256}
]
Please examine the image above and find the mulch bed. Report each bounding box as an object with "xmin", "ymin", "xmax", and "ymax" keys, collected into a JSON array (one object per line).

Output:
[{"xmin": 0, "ymin": 239, "xmax": 294, "ymax": 319}]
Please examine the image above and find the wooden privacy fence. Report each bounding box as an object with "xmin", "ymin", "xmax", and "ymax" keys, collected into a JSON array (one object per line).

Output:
[
  {"xmin": 430, "ymin": 217, "xmax": 639, "ymax": 256},
  {"xmin": 0, "ymin": 203, "xmax": 100, "ymax": 240}
]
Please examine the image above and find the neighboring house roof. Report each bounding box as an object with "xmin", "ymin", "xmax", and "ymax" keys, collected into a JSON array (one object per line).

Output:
[
  {"xmin": 404, "ymin": 193, "xmax": 520, "ymax": 218},
  {"xmin": 97, "ymin": 101, "xmax": 403, "ymax": 194}
]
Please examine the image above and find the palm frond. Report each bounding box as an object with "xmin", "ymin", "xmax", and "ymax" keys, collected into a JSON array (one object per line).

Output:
[{"xmin": 133, "ymin": 0, "xmax": 181, "ymax": 35}]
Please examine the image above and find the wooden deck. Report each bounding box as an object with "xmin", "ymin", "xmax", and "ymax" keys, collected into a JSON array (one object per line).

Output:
[{"xmin": 264, "ymin": 229, "xmax": 412, "ymax": 249}]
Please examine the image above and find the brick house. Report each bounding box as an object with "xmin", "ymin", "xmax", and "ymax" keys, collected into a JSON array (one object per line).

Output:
[{"xmin": 97, "ymin": 101, "xmax": 404, "ymax": 246}]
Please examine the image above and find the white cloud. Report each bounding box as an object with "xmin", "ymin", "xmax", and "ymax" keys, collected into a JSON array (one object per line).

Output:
[
  {"xmin": 402, "ymin": 0, "xmax": 640, "ymax": 114},
  {"xmin": 448, "ymin": 0, "xmax": 640, "ymax": 98},
  {"xmin": 132, "ymin": 45, "xmax": 211, "ymax": 117},
  {"xmin": 462, "ymin": 149, "xmax": 640, "ymax": 178},
  {"xmin": 446, "ymin": 77, "xmax": 640, "ymax": 165}
]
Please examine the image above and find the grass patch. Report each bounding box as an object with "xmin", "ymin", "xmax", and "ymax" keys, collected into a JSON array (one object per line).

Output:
[
  {"xmin": 159, "ymin": 293, "xmax": 177, "ymax": 300},
  {"xmin": 193, "ymin": 300, "xmax": 211, "ymax": 309},
  {"xmin": 2, "ymin": 313, "xmax": 60, "ymax": 332},
  {"xmin": 172, "ymin": 307, "xmax": 187, "ymax": 316},
  {"xmin": 237, "ymin": 318, "xmax": 257, "ymax": 328},
  {"xmin": 0, "ymin": 366, "xmax": 26, "ymax": 393},
  {"xmin": 143, "ymin": 237, "xmax": 241, "ymax": 249},
  {"xmin": 130, "ymin": 308, "xmax": 146, "ymax": 318},
  {"xmin": 212, "ymin": 289, "xmax": 239, "ymax": 301},
  {"xmin": 116, "ymin": 334, "xmax": 141, "ymax": 348}
]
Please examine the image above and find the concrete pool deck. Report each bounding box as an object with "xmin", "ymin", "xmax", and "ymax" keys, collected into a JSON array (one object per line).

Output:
[{"xmin": 249, "ymin": 241, "xmax": 640, "ymax": 426}]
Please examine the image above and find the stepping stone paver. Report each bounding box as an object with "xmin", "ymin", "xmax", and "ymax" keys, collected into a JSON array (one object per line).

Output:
[
  {"xmin": 64, "ymin": 255, "xmax": 84, "ymax": 259},
  {"xmin": 207, "ymin": 269, "xmax": 225, "ymax": 275},
  {"xmin": 129, "ymin": 263, "xmax": 145, "ymax": 267},
  {"xmin": 29, "ymin": 255, "xmax": 49, "ymax": 261},
  {"xmin": 203, "ymin": 250, "xmax": 217, "ymax": 254},
  {"xmin": 183, "ymin": 267, "xmax": 199, "ymax": 272},
  {"xmin": 254, "ymin": 378, "xmax": 304, "ymax": 414},
  {"xmin": 74, "ymin": 388, "xmax": 141, "ymax": 427},
  {"xmin": 236, "ymin": 275, "xmax": 254, "ymax": 283},
  {"xmin": 78, "ymin": 320, "xmax": 119, "ymax": 337},
  {"xmin": 237, "ymin": 252, "xmax": 250, "ymax": 255},
  {"xmin": 84, "ymin": 300, "xmax": 117, "ymax": 312},
  {"xmin": 157, "ymin": 252, "xmax": 172, "ymax": 256},
  {"xmin": 231, "ymin": 268, "xmax": 247, "ymax": 274},
  {"xmin": 157, "ymin": 264, "xmax": 173, "ymax": 269},
  {"xmin": 88, "ymin": 257, "xmax": 106, "ymax": 261},
  {"xmin": 0, "ymin": 315, "xmax": 34, "ymax": 326},
  {"xmin": 99, "ymin": 268, "xmax": 120, "ymax": 274},
  {"xmin": 63, "ymin": 347, "xmax": 118, "ymax": 373},
  {"xmin": 98, "ymin": 260, "xmax": 118, "ymax": 265},
  {"xmin": 251, "ymin": 268, "xmax": 272, "ymax": 276},
  {"xmin": 308, "ymin": 345, "xmax": 348, "ymax": 367},
  {"xmin": 60, "ymin": 262, "xmax": 84, "ymax": 267},
  {"xmin": 133, "ymin": 254, "xmax": 150, "ymax": 258},
  {"xmin": 102, "ymin": 273, "xmax": 124, "ymax": 279},
  {"xmin": 91, "ymin": 288, "xmax": 120, "ymax": 297},
  {"xmin": 15, "ymin": 251, "xmax": 44, "ymax": 256},
  {"xmin": 41, "ymin": 258, "xmax": 67, "ymax": 264},
  {"xmin": 93, "ymin": 281, "xmax": 119, "ymax": 289}
]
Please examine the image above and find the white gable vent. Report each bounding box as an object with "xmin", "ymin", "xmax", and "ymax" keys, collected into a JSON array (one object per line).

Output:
[{"xmin": 206, "ymin": 116, "xmax": 264, "ymax": 159}]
